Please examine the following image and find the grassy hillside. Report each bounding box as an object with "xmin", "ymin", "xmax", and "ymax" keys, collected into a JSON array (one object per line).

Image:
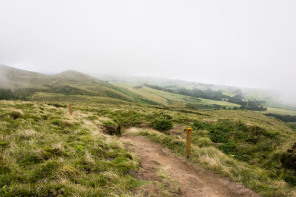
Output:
[
  {"xmin": 0, "ymin": 101, "xmax": 138, "ymax": 196},
  {"xmin": 112, "ymin": 82, "xmax": 240, "ymax": 110},
  {"xmin": 0, "ymin": 101, "xmax": 186, "ymax": 196},
  {"xmin": 103, "ymin": 75, "xmax": 296, "ymax": 115},
  {"xmin": 1, "ymin": 98, "xmax": 296, "ymax": 196},
  {"xmin": 0, "ymin": 65, "xmax": 243, "ymax": 109},
  {"xmin": 96, "ymin": 75, "xmax": 239, "ymax": 94},
  {"xmin": 122, "ymin": 112, "xmax": 296, "ymax": 196},
  {"xmin": 0, "ymin": 65, "xmax": 159, "ymax": 105},
  {"xmin": 77, "ymin": 102, "xmax": 296, "ymax": 196},
  {"xmin": 265, "ymin": 107, "xmax": 296, "ymax": 116},
  {"xmin": 31, "ymin": 92, "xmax": 130, "ymax": 105},
  {"xmin": 2, "ymin": 65, "xmax": 296, "ymax": 116},
  {"xmin": 0, "ymin": 65, "xmax": 50, "ymax": 90}
]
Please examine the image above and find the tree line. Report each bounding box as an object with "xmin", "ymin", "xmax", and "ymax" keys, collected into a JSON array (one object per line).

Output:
[
  {"xmin": 227, "ymin": 94, "xmax": 267, "ymax": 111},
  {"xmin": 0, "ymin": 89, "xmax": 18, "ymax": 100},
  {"xmin": 145, "ymin": 84, "xmax": 267, "ymax": 111},
  {"xmin": 265, "ymin": 113, "xmax": 296, "ymax": 122},
  {"xmin": 0, "ymin": 88, "xmax": 35, "ymax": 100},
  {"xmin": 144, "ymin": 84, "xmax": 225, "ymax": 101}
]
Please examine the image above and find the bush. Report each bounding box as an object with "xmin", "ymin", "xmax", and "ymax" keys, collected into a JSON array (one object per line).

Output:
[
  {"xmin": 0, "ymin": 89, "xmax": 17, "ymax": 100},
  {"xmin": 47, "ymin": 103, "xmax": 66, "ymax": 108},
  {"xmin": 193, "ymin": 120, "xmax": 211, "ymax": 130},
  {"xmin": 151, "ymin": 119, "xmax": 173, "ymax": 131},
  {"xmin": 219, "ymin": 142, "xmax": 238, "ymax": 155}
]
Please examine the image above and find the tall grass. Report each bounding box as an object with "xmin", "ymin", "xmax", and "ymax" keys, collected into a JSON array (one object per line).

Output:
[
  {"xmin": 0, "ymin": 101, "xmax": 145, "ymax": 196},
  {"xmin": 136, "ymin": 129, "xmax": 296, "ymax": 196},
  {"xmin": 2, "ymin": 100, "xmax": 296, "ymax": 196}
]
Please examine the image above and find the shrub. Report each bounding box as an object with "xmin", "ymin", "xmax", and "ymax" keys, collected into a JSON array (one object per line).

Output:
[
  {"xmin": 219, "ymin": 142, "xmax": 238, "ymax": 155},
  {"xmin": 47, "ymin": 103, "xmax": 66, "ymax": 108},
  {"xmin": 0, "ymin": 89, "xmax": 17, "ymax": 100},
  {"xmin": 193, "ymin": 120, "xmax": 211, "ymax": 130},
  {"xmin": 102, "ymin": 121, "xmax": 121, "ymax": 136},
  {"xmin": 151, "ymin": 119, "xmax": 173, "ymax": 131}
]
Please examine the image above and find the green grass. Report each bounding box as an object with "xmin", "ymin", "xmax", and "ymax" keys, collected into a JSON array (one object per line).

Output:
[
  {"xmin": 112, "ymin": 82, "xmax": 242, "ymax": 110},
  {"xmin": 135, "ymin": 129, "xmax": 296, "ymax": 196},
  {"xmin": 31, "ymin": 92, "xmax": 131, "ymax": 105},
  {"xmin": 1, "ymin": 99, "xmax": 296, "ymax": 196},
  {"xmin": 112, "ymin": 82, "xmax": 183, "ymax": 105},
  {"xmin": 119, "ymin": 109, "xmax": 296, "ymax": 196},
  {"xmin": 198, "ymin": 98, "xmax": 241, "ymax": 107},
  {"xmin": 0, "ymin": 101, "xmax": 158, "ymax": 196},
  {"xmin": 265, "ymin": 107, "xmax": 296, "ymax": 116},
  {"xmin": 0, "ymin": 100, "xmax": 194, "ymax": 196},
  {"xmin": 0, "ymin": 66, "xmax": 162, "ymax": 106}
]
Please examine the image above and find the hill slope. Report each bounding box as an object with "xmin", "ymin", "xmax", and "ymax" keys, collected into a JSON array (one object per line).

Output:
[
  {"xmin": 0, "ymin": 65, "xmax": 158, "ymax": 105},
  {"xmin": 2, "ymin": 65, "xmax": 296, "ymax": 116},
  {"xmin": 2, "ymin": 100, "xmax": 296, "ymax": 196}
]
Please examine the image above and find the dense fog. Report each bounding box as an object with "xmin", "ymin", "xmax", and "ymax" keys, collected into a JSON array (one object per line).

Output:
[{"xmin": 0, "ymin": 0, "xmax": 295, "ymax": 105}]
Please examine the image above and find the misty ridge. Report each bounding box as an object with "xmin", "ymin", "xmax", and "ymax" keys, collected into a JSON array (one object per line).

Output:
[
  {"xmin": 0, "ymin": 64, "xmax": 295, "ymax": 111},
  {"xmin": 0, "ymin": 0, "xmax": 295, "ymax": 106}
]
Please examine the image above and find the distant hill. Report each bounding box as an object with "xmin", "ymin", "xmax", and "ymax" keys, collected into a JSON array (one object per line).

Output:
[
  {"xmin": 1, "ymin": 65, "xmax": 295, "ymax": 114},
  {"xmin": 0, "ymin": 65, "xmax": 158, "ymax": 105},
  {"xmin": 95, "ymin": 74, "xmax": 267, "ymax": 99},
  {"xmin": 0, "ymin": 65, "xmax": 50, "ymax": 89},
  {"xmin": 96, "ymin": 74, "xmax": 296, "ymax": 113},
  {"xmin": 53, "ymin": 70, "xmax": 96, "ymax": 82},
  {"xmin": 0, "ymin": 65, "xmax": 99, "ymax": 89}
]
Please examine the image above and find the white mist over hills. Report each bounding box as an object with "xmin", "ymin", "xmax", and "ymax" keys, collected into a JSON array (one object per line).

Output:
[
  {"xmin": 0, "ymin": 64, "xmax": 294, "ymax": 109},
  {"xmin": 0, "ymin": 0, "xmax": 296, "ymax": 105}
]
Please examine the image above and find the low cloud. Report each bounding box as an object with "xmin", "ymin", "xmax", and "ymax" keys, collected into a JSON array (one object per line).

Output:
[{"xmin": 0, "ymin": 0, "xmax": 296, "ymax": 105}]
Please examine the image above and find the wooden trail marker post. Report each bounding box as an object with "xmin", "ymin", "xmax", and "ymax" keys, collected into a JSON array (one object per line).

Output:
[
  {"xmin": 69, "ymin": 104, "xmax": 72, "ymax": 116},
  {"xmin": 186, "ymin": 127, "xmax": 192, "ymax": 158}
]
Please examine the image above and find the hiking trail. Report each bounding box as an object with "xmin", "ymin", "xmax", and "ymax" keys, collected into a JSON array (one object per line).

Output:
[{"xmin": 121, "ymin": 129, "xmax": 259, "ymax": 197}]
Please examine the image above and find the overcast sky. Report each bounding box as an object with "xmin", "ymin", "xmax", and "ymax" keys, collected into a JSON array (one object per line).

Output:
[{"xmin": 0, "ymin": 0, "xmax": 296, "ymax": 101}]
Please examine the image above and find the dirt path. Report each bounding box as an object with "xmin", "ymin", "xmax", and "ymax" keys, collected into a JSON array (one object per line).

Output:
[{"xmin": 121, "ymin": 134, "xmax": 259, "ymax": 197}]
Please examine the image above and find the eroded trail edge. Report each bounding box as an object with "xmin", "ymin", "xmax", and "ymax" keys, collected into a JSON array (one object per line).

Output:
[{"xmin": 121, "ymin": 134, "xmax": 259, "ymax": 197}]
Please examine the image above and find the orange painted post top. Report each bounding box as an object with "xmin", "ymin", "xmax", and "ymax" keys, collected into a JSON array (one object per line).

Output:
[
  {"xmin": 187, "ymin": 127, "xmax": 192, "ymax": 133},
  {"xmin": 69, "ymin": 104, "xmax": 72, "ymax": 116},
  {"xmin": 186, "ymin": 127, "xmax": 192, "ymax": 158}
]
